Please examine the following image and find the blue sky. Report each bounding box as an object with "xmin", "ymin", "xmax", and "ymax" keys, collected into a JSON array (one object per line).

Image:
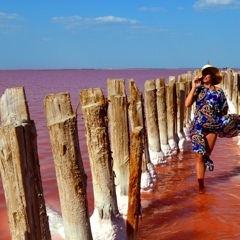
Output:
[{"xmin": 0, "ymin": 0, "xmax": 240, "ymax": 69}]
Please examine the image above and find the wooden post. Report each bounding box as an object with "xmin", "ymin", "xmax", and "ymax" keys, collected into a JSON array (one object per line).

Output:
[
  {"xmin": 79, "ymin": 88, "xmax": 125, "ymax": 239},
  {"xmin": 128, "ymin": 79, "xmax": 157, "ymax": 191},
  {"xmin": 128, "ymin": 79, "xmax": 147, "ymax": 167},
  {"xmin": 231, "ymin": 72, "xmax": 238, "ymax": 113},
  {"xmin": 44, "ymin": 93, "xmax": 92, "ymax": 240},
  {"xmin": 184, "ymin": 72, "xmax": 193, "ymax": 141},
  {"xmin": 128, "ymin": 79, "xmax": 144, "ymax": 129},
  {"xmin": 156, "ymin": 78, "xmax": 172, "ymax": 157},
  {"xmin": 144, "ymin": 80, "xmax": 165, "ymax": 164},
  {"xmin": 126, "ymin": 126, "xmax": 143, "ymax": 240},
  {"xmin": 176, "ymin": 79, "xmax": 188, "ymax": 152},
  {"xmin": 107, "ymin": 79, "xmax": 130, "ymax": 196},
  {"xmin": 187, "ymin": 71, "xmax": 194, "ymax": 122},
  {"xmin": 226, "ymin": 68, "xmax": 234, "ymax": 101},
  {"xmin": 237, "ymin": 73, "xmax": 240, "ymax": 114},
  {"xmin": 179, "ymin": 74, "xmax": 187, "ymax": 125},
  {"xmin": 166, "ymin": 77, "xmax": 178, "ymax": 154},
  {"xmin": 219, "ymin": 72, "xmax": 224, "ymax": 90},
  {"xmin": 0, "ymin": 87, "xmax": 51, "ymax": 240}
]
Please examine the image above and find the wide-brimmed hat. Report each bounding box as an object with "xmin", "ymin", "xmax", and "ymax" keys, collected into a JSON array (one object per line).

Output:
[{"xmin": 197, "ymin": 64, "xmax": 222, "ymax": 85}]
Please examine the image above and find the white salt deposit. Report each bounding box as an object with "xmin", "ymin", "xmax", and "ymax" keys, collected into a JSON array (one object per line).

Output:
[
  {"xmin": 90, "ymin": 209, "xmax": 126, "ymax": 240},
  {"xmin": 141, "ymin": 169, "xmax": 154, "ymax": 191},
  {"xmin": 168, "ymin": 139, "xmax": 178, "ymax": 155},
  {"xmin": 47, "ymin": 206, "xmax": 65, "ymax": 239},
  {"xmin": 177, "ymin": 132, "xmax": 188, "ymax": 152},
  {"xmin": 148, "ymin": 149, "xmax": 166, "ymax": 164},
  {"xmin": 161, "ymin": 144, "xmax": 173, "ymax": 157}
]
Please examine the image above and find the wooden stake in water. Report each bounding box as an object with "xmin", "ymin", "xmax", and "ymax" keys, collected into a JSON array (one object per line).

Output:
[
  {"xmin": 0, "ymin": 87, "xmax": 51, "ymax": 240},
  {"xmin": 80, "ymin": 88, "xmax": 125, "ymax": 238},
  {"xmin": 176, "ymin": 80, "xmax": 188, "ymax": 151},
  {"xmin": 128, "ymin": 79, "xmax": 157, "ymax": 189},
  {"xmin": 126, "ymin": 126, "xmax": 143, "ymax": 240},
  {"xmin": 156, "ymin": 77, "xmax": 171, "ymax": 157},
  {"xmin": 128, "ymin": 79, "xmax": 149, "ymax": 170},
  {"xmin": 44, "ymin": 92, "xmax": 92, "ymax": 240},
  {"xmin": 107, "ymin": 79, "xmax": 130, "ymax": 196},
  {"xmin": 144, "ymin": 80, "xmax": 164, "ymax": 164},
  {"xmin": 166, "ymin": 77, "xmax": 178, "ymax": 154}
]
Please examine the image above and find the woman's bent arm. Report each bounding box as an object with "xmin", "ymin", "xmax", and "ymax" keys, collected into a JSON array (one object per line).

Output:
[
  {"xmin": 185, "ymin": 76, "xmax": 200, "ymax": 107},
  {"xmin": 185, "ymin": 87, "xmax": 197, "ymax": 107}
]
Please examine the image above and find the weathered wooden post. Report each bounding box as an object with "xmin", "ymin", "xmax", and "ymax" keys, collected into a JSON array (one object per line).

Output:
[
  {"xmin": 237, "ymin": 73, "xmax": 240, "ymax": 114},
  {"xmin": 156, "ymin": 78, "xmax": 172, "ymax": 157},
  {"xmin": 226, "ymin": 68, "xmax": 234, "ymax": 101},
  {"xmin": 128, "ymin": 79, "xmax": 157, "ymax": 191},
  {"xmin": 107, "ymin": 79, "xmax": 130, "ymax": 198},
  {"xmin": 183, "ymin": 73, "xmax": 193, "ymax": 140},
  {"xmin": 144, "ymin": 80, "xmax": 165, "ymax": 164},
  {"xmin": 176, "ymin": 78, "xmax": 188, "ymax": 152},
  {"xmin": 128, "ymin": 79, "xmax": 144, "ymax": 132},
  {"xmin": 126, "ymin": 127, "xmax": 143, "ymax": 240},
  {"xmin": 219, "ymin": 71, "xmax": 224, "ymax": 90},
  {"xmin": 187, "ymin": 71, "xmax": 194, "ymax": 120},
  {"xmin": 44, "ymin": 92, "xmax": 92, "ymax": 240},
  {"xmin": 231, "ymin": 72, "xmax": 238, "ymax": 113},
  {"xmin": 79, "ymin": 88, "xmax": 125, "ymax": 239},
  {"xmin": 0, "ymin": 87, "xmax": 51, "ymax": 240},
  {"xmin": 166, "ymin": 77, "xmax": 178, "ymax": 154}
]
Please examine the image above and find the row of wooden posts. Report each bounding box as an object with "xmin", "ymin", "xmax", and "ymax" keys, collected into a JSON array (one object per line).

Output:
[{"xmin": 0, "ymin": 68, "xmax": 238, "ymax": 240}]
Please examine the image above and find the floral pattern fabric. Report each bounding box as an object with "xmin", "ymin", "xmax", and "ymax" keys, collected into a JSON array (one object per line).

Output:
[{"xmin": 190, "ymin": 86, "xmax": 240, "ymax": 155}]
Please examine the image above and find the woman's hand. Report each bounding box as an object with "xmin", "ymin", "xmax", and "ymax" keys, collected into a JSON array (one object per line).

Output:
[
  {"xmin": 192, "ymin": 77, "xmax": 201, "ymax": 89},
  {"xmin": 185, "ymin": 76, "xmax": 201, "ymax": 107}
]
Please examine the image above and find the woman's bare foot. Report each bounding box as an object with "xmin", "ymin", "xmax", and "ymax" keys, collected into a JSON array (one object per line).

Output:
[{"xmin": 198, "ymin": 178, "xmax": 205, "ymax": 193}]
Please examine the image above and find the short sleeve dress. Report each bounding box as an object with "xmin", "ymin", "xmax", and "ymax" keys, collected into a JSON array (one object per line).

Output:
[{"xmin": 190, "ymin": 85, "xmax": 240, "ymax": 155}]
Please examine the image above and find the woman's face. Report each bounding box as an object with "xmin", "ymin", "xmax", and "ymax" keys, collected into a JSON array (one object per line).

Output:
[{"xmin": 202, "ymin": 70, "xmax": 213, "ymax": 83}]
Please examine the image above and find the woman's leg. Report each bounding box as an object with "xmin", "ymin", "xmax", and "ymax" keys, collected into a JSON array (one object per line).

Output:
[
  {"xmin": 205, "ymin": 133, "xmax": 218, "ymax": 155},
  {"xmin": 195, "ymin": 152, "xmax": 205, "ymax": 189},
  {"xmin": 195, "ymin": 133, "xmax": 217, "ymax": 190}
]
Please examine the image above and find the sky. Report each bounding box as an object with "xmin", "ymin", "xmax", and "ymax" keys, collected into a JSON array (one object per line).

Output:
[{"xmin": 0, "ymin": 0, "xmax": 240, "ymax": 70}]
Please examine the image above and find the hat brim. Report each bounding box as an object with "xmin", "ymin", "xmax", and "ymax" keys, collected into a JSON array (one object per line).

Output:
[{"xmin": 197, "ymin": 65, "xmax": 222, "ymax": 85}]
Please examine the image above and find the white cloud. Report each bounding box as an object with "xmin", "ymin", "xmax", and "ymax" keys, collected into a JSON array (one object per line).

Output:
[
  {"xmin": 0, "ymin": 12, "xmax": 24, "ymax": 33},
  {"xmin": 51, "ymin": 15, "xmax": 169, "ymax": 35},
  {"xmin": 194, "ymin": 0, "xmax": 240, "ymax": 9},
  {"xmin": 95, "ymin": 16, "xmax": 138, "ymax": 24},
  {"xmin": 52, "ymin": 15, "xmax": 83, "ymax": 24},
  {"xmin": 0, "ymin": 12, "xmax": 23, "ymax": 20},
  {"xmin": 206, "ymin": 0, "xmax": 234, "ymax": 3},
  {"xmin": 52, "ymin": 15, "xmax": 139, "ymax": 29}
]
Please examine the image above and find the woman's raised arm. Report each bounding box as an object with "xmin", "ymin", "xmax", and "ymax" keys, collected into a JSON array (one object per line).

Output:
[{"xmin": 185, "ymin": 77, "xmax": 200, "ymax": 107}]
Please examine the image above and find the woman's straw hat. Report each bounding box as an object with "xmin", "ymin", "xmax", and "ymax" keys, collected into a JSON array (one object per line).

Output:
[{"xmin": 197, "ymin": 64, "xmax": 223, "ymax": 85}]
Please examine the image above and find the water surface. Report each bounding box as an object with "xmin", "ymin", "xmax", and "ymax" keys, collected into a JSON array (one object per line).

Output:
[{"xmin": 1, "ymin": 69, "xmax": 240, "ymax": 239}]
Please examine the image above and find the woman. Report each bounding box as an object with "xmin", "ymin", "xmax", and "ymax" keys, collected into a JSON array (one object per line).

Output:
[{"xmin": 185, "ymin": 64, "xmax": 240, "ymax": 191}]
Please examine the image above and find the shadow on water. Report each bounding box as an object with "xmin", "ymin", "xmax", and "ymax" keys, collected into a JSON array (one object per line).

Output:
[{"xmin": 210, "ymin": 166, "xmax": 240, "ymax": 181}]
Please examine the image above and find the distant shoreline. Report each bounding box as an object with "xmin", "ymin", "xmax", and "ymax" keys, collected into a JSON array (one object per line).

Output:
[
  {"xmin": 0, "ymin": 67, "xmax": 238, "ymax": 71},
  {"xmin": 0, "ymin": 68, "xmax": 199, "ymax": 71},
  {"xmin": 0, "ymin": 67, "xmax": 195, "ymax": 71}
]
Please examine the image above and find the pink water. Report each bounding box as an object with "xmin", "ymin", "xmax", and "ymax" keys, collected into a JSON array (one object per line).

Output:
[{"xmin": 1, "ymin": 69, "xmax": 240, "ymax": 240}]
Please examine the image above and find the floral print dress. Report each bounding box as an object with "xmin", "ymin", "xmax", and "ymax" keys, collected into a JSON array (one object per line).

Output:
[{"xmin": 190, "ymin": 85, "xmax": 240, "ymax": 155}]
